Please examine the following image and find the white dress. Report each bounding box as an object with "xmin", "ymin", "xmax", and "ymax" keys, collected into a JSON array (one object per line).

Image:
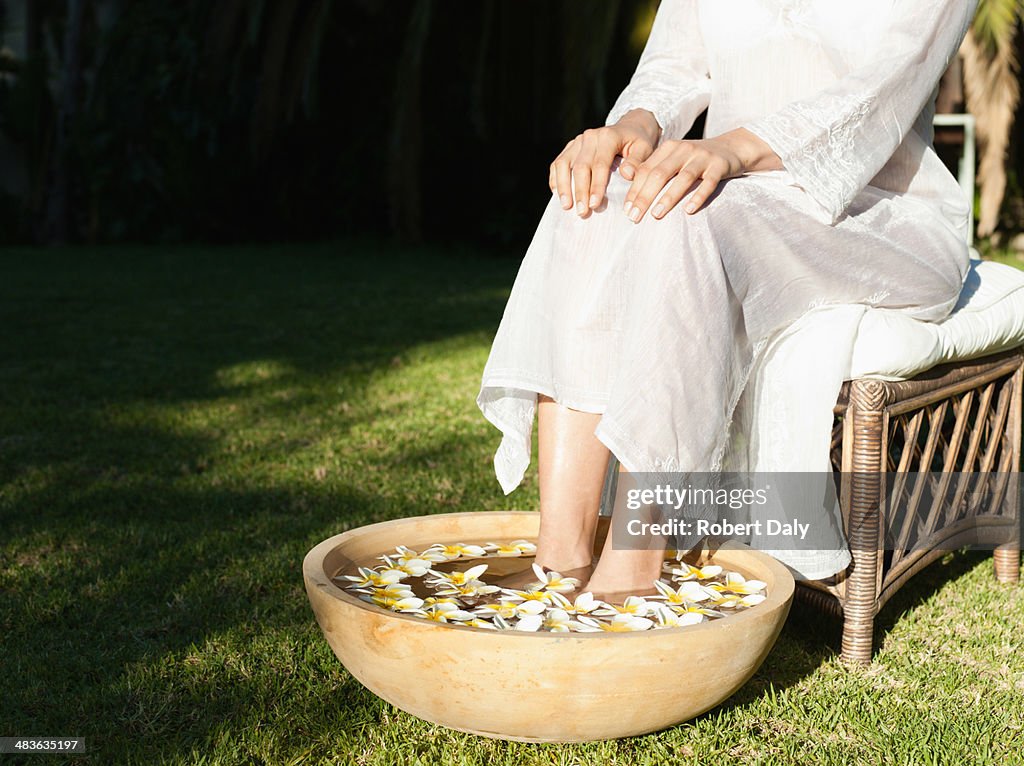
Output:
[{"xmin": 476, "ymin": 0, "xmax": 978, "ymax": 578}]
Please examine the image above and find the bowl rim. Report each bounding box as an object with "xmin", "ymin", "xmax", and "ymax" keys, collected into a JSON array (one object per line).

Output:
[{"xmin": 303, "ymin": 510, "xmax": 796, "ymax": 640}]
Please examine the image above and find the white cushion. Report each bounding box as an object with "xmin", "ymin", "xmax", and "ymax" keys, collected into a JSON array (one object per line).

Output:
[{"xmin": 849, "ymin": 259, "xmax": 1024, "ymax": 381}]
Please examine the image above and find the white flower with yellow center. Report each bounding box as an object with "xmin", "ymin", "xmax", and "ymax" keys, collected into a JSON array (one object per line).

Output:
[
  {"xmin": 703, "ymin": 591, "xmax": 764, "ymax": 609},
  {"xmin": 463, "ymin": 618, "xmax": 498, "ymax": 630},
  {"xmin": 422, "ymin": 595, "xmax": 462, "ymax": 607},
  {"xmin": 652, "ymin": 604, "xmax": 705, "ymax": 628},
  {"xmin": 665, "ymin": 562, "xmax": 724, "ymax": 582},
  {"xmin": 484, "ymin": 539, "xmax": 538, "ymax": 557},
  {"xmin": 649, "ymin": 579, "xmax": 712, "ymax": 605},
  {"xmin": 529, "ymin": 562, "xmax": 581, "ymax": 593},
  {"xmin": 339, "ymin": 566, "xmax": 405, "ymax": 589},
  {"xmin": 378, "ymin": 550, "xmax": 433, "ymax": 577},
  {"xmin": 706, "ymin": 572, "xmax": 767, "ymax": 596},
  {"xmin": 499, "ymin": 586, "xmax": 556, "ymax": 607},
  {"xmin": 426, "ymin": 563, "xmax": 489, "ymax": 587},
  {"xmin": 411, "ymin": 603, "xmax": 475, "ymax": 623},
  {"xmin": 574, "ymin": 614, "xmax": 654, "ymax": 632},
  {"xmin": 368, "ymin": 591, "xmax": 424, "ymax": 613},
  {"xmin": 423, "ymin": 543, "xmax": 487, "ymax": 561},
  {"xmin": 547, "ymin": 590, "xmax": 603, "ymax": 615},
  {"xmin": 593, "ymin": 595, "xmax": 652, "ymax": 618},
  {"xmin": 472, "ymin": 600, "xmax": 545, "ymax": 620},
  {"xmin": 667, "ymin": 601, "xmax": 724, "ymax": 619},
  {"xmin": 434, "ymin": 580, "xmax": 501, "ymax": 599},
  {"xmin": 515, "ymin": 608, "xmax": 574, "ymax": 633}
]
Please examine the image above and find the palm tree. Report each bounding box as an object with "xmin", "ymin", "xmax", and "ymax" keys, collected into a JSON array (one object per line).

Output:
[{"xmin": 961, "ymin": 0, "xmax": 1024, "ymax": 237}]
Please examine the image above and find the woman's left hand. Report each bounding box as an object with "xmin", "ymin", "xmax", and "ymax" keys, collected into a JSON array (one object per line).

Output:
[{"xmin": 620, "ymin": 127, "xmax": 782, "ymax": 222}]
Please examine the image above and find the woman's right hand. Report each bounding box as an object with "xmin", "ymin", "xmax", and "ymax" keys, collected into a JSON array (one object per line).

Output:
[{"xmin": 549, "ymin": 108, "xmax": 662, "ymax": 217}]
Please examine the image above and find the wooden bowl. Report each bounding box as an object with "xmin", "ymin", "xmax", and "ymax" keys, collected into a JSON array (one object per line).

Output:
[{"xmin": 303, "ymin": 510, "xmax": 794, "ymax": 742}]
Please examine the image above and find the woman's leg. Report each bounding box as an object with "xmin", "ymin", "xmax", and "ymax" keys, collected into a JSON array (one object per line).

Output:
[
  {"xmin": 584, "ymin": 463, "xmax": 667, "ymax": 598},
  {"xmin": 535, "ymin": 394, "xmax": 667, "ymax": 597},
  {"xmin": 533, "ymin": 394, "xmax": 608, "ymax": 572}
]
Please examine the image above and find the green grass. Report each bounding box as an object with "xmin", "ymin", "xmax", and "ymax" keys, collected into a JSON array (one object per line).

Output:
[{"xmin": 1, "ymin": 240, "xmax": 1022, "ymax": 765}]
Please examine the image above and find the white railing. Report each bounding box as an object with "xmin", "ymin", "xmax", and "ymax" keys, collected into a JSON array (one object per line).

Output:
[{"xmin": 933, "ymin": 113, "xmax": 977, "ymax": 247}]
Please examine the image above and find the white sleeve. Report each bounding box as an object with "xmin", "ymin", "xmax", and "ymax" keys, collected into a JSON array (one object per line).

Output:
[
  {"xmin": 741, "ymin": 0, "xmax": 978, "ymax": 225},
  {"xmin": 604, "ymin": 0, "xmax": 711, "ymax": 143}
]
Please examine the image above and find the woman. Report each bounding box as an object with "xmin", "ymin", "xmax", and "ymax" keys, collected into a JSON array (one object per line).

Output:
[{"xmin": 477, "ymin": 0, "xmax": 978, "ymax": 600}]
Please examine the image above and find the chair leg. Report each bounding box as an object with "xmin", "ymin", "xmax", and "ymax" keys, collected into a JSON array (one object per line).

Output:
[
  {"xmin": 840, "ymin": 379, "xmax": 889, "ymax": 666},
  {"xmin": 995, "ymin": 358, "xmax": 1024, "ymax": 584},
  {"xmin": 994, "ymin": 544, "xmax": 1020, "ymax": 583}
]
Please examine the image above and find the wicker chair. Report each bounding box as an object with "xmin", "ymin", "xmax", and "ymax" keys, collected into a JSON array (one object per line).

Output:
[
  {"xmin": 803, "ymin": 345, "xmax": 1023, "ymax": 664},
  {"xmin": 597, "ymin": 346, "xmax": 1023, "ymax": 666}
]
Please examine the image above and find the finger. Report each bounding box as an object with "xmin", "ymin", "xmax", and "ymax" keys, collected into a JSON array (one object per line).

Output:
[
  {"xmin": 618, "ymin": 138, "xmax": 654, "ymax": 181},
  {"xmin": 553, "ymin": 139, "xmax": 577, "ymax": 210},
  {"xmin": 682, "ymin": 167, "xmax": 725, "ymax": 215},
  {"xmin": 629, "ymin": 160, "xmax": 696, "ymax": 223},
  {"xmin": 572, "ymin": 131, "xmax": 598, "ymax": 215},
  {"xmin": 588, "ymin": 143, "xmax": 617, "ymax": 210},
  {"xmin": 646, "ymin": 153, "xmax": 716, "ymax": 218},
  {"xmin": 622, "ymin": 140, "xmax": 679, "ymax": 210}
]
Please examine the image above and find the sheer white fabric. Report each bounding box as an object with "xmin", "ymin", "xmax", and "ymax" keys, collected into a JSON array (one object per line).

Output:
[{"xmin": 476, "ymin": 0, "xmax": 977, "ymax": 578}]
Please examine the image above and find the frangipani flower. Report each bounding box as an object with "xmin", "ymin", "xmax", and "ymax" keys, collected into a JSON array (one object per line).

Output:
[
  {"xmin": 485, "ymin": 539, "xmax": 538, "ymax": 557},
  {"xmin": 339, "ymin": 566, "xmax": 405, "ymax": 589},
  {"xmin": 649, "ymin": 579, "xmax": 712, "ymax": 605},
  {"xmin": 378, "ymin": 550, "xmax": 433, "ymax": 577},
  {"xmin": 367, "ymin": 591, "xmax": 424, "ymax": 612},
  {"xmin": 665, "ymin": 562, "xmax": 723, "ymax": 582},
  {"xmin": 464, "ymin": 618, "xmax": 498, "ymax": 630},
  {"xmin": 652, "ymin": 604, "xmax": 705, "ymax": 627},
  {"xmin": 472, "ymin": 599, "xmax": 545, "ymax": 620},
  {"xmin": 575, "ymin": 614, "xmax": 654, "ymax": 632},
  {"xmin": 423, "ymin": 543, "xmax": 488, "ymax": 561},
  {"xmin": 515, "ymin": 608, "xmax": 574, "ymax": 633},
  {"xmin": 374, "ymin": 560, "xmax": 415, "ymax": 583},
  {"xmin": 529, "ymin": 562, "xmax": 581, "ymax": 593},
  {"xmin": 434, "ymin": 580, "xmax": 501, "ymax": 599},
  {"xmin": 665, "ymin": 602, "xmax": 724, "ymax": 619},
  {"xmin": 411, "ymin": 603, "xmax": 475, "ymax": 623},
  {"xmin": 547, "ymin": 590, "xmax": 603, "ymax": 615},
  {"xmin": 593, "ymin": 595, "xmax": 652, "ymax": 618},
  {"xmin": 422, "ymin": 596, "xmax": 463, "ymax": 607},
  {"xmin": 426, "ymin": 563, "xmax": 489, "ymax": 587},
  {"xmin": 703, "ymin": 591, "xmax": 765, "ymax": 609},
  {"xmin": 706, "ymin": 572, "xmax": 767, "ymax": 595},
  {"xmin": 499, "ymin": 587, "xmax": 556, "ymax": 606}
]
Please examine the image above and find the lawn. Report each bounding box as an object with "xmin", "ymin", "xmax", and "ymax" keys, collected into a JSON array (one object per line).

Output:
[{"xmin": 1, "ymin": 241, "xmax": 1022, "ymax": 765}]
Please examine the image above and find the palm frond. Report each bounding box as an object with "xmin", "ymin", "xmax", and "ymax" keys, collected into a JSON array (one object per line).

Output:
[{"xmin": 972, "ymin": 0, "xmax": 1023, "ymax": 54}]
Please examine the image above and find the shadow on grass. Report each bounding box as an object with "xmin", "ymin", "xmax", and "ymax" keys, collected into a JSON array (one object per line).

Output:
[
  {"xmin": 0, "ymin": 238, "xmax": 523, "ymax": 762},
  {"xmin": 648, "ymin": 546, "xmax": 1002, "ymax": 740}
]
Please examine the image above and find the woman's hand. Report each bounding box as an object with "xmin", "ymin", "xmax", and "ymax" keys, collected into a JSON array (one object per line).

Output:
[
  {"xmin": 549, "ymin": 108, "xmax": 661, "ymax": 217},
  {"xmin": 623, "ymin": 128, "xmax": 783, "ymax": 222}
]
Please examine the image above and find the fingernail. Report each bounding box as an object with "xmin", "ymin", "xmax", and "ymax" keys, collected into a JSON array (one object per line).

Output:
[
  {"xmin": 560, "ymin": 194, "xmax": 570, "ymax": 208},
  {"xmin": 589, "ymin": 194, "xmax": 600, "ymax": 208},
  {"xmin": 576, "ymin": 201, "xmax": 586, "ymax": 215},
  {"xmin": 623, "ymin": 200, "xmax": 632, "ymax": 214},
  {"xmin": 685, "ymin": 202, "xmax": 697, "ymax": 214},
  {"xmin": 629, "ymin": 206, "xmax": 641, "ymax": 222},
  {"xmin": 652, "ymin": 203, "xmax": 664, "ymax": 218}
]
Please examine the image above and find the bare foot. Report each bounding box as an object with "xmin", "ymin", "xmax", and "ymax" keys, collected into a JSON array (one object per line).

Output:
[
  {"xmin": 584, "ymin": 583, "xmax": 662, "ymax": 606},
  {"xmin": 581, "ymin": 544, "xmax": 667, "ymax": 604},
  {"xmin": 491, "ymin": 560, "xmax": 595, "ymax": 594}
]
